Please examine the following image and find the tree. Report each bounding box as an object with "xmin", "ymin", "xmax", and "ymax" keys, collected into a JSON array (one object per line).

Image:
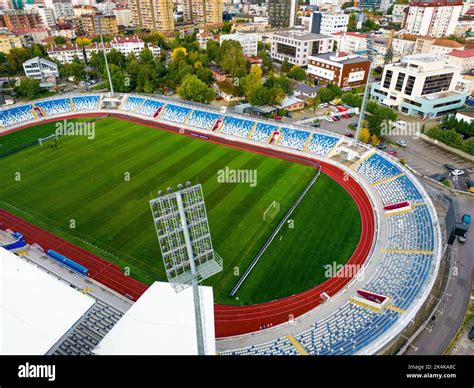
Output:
[
  {"xmin": 54, "ymin": 36, "xmax": 66, "ymax": 45},
  {"xmin": 348, "ymin": 13, "xmax": 357, "ymax": 32},
  {"xmin": 463, "ymin": 137, "xmax": 474, "ymax": 155},
  {"xmin": 240, "ymin": 64, "xmax": 263, "ymax": 99},
  {"xmin": 359, "ymin": 127, "xmax": 371, "ymax": 143},
  {"xmin": 341, "ymin": 1, "xmax": 354, "ymax": 9},
  {"xmin": 249, "ymin": 85, "xmax": 269, "ymax": 106},
  {"xmin": 206, "ymin": 40, "xmax": 220, "ymax": 61},
  {"xmin": 281, "ymin": 58, "xmax": 292, "ymax": 73},
  {"xmin": 327, "ymin": 83, "xmax": 342, "ymax": 98},
  {"xmin": 222, "ymin": 21, "xmax": 232, "ymax": 34},
  {"xmin": 107, "ymin": 48, "xmax": 127, "ymax": 68},
  {"xmin": 76, "ymin": 37, "xmax": 91, "ymax": 47},
  {"xmin": 316, "ymin": 87, "xmax": 334, "ymax": 103},
  {"xmin": 61, "ymin": 57, "xmax": 86, "ymax": 82},
  {"xmin": 178, "ymin": 74, "xmax": 215, "ymax": 103},
  {"xmin": 384, "ymin": 47, "xmax": 394, "ymax": 65},
  {"xmin": 307, "ymin": 96, "xmax": 321, "ymax": 112},
  {"xmin": 15, "ymin": 78, "xmax": 41, "ymax": 100},
  {"xmin": 370, "ymin": 134, "xmax": 379, "ymax": 147},
  {"xmin": 171, "ymin": 47, "xmax": 187, "ymax": 61},
  {"xmin": 218, "ymin": 40, "xmax": 247, "ymax": 78},
  {"xmin": 287, "ymin": 65, "xmax": 307, "ymax": 81}
]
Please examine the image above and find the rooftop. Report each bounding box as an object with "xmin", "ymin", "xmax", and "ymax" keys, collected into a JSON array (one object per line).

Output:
[
  {"xmin": 310, "ymin": 51, "xmax": 370, "ymax": 65},
  {"xmin": 449, "ymin": 49, "xmax": 474, "ymax": 58},
  {"xmin": 273, "ymin": 31, "xmax": 331, "ymax": 41}
]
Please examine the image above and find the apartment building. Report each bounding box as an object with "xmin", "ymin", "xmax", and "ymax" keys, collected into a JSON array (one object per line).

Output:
[
  {"xmin": 47, "ymin": 43, "xmax": 84, "ymax": 63},
  {"xmin": 271, "ymin": 30, "xmax": 334, "ymax": 67},
  {"xmin": 130, "ymin": 0, "xmax": 174, "ymax": 31},
  {"xmin": 268, "ymin": 0, "xmax": 297, "ymax": 28},
  {"xmin": 81, "ymin": 13, "xmax": 118, "ymax": 35},
  {"xmin": 302, "ymin": 12, "xmax": 349, "ymax": 35},
  {"xmin": 182, "ymin": 0, "xmax": 223, "ymax": 27},
  {"xmin": 0, "ymin": 29, "xmax": 22, "ymax": 54},
  {"xmin": 402, "ymin": 0, "xmax": 463, "ymax": 38}
]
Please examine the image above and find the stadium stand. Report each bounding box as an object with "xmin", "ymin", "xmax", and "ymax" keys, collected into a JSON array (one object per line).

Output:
[
  {"xmin": 221, "ymin": 336, "xmax": 300, "ymax": 356},
  {"xmin": 0, "ymin": 105, "xmax": 35, "ymax": 127},
  {"xmin": 375, "ymin": 176, "xmax": 424, "ymax": 206},
  {"xmin": 278, "ymin": 127, "xmax": 311, "ymax": 151},
  {"xmin": 186, "ymin": 110, "xmax": 221, "ymax": 130},
  {"xmin": 35, "ymin": 98, "xmax": 72, "ymax": 116},
  {"xmin": 355, "ymin": 153, "xmax": 402, "ymax": 184},
  {"xmin": 250, "ymin": 122, "xmax": 278, "ymax": 143},
  {"xmin": 306, "ymin": 133, "xmax": 339, "ymax": 156},
  {"xmin": 137, "ymin": 99, "xmax": 164, "ymax": 117},
  {"xmin": 386, "ymin": 206, "xmax": 434, "ymax": 252},
  {"xmin": 161, "ymin": 104, "xmax": 192, "ymax": 123},
  {"xmin": 220, "ymin": 116, "xmax": 255, "ymax": 138},
  {"xmin": 72, "ymin": 96, "xmax": 100, "ymax": 111},
  {"xmin": 54, "ymin": 300, "xmax": 123, "ymax": 355},
  {"xmin": 122, "ymin": 96, "xmax": 145, "ymax": 112}
]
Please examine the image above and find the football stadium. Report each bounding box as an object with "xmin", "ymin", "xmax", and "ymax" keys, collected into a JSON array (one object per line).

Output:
[{"xmin": 0, "ymin": 93, "xmax": 442, "ymax": 356}]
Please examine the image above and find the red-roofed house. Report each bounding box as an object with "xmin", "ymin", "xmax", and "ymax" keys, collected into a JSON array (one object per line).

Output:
[{"xmin": 448, "ymin": 49, "xmax": 474, "ymax": 74}]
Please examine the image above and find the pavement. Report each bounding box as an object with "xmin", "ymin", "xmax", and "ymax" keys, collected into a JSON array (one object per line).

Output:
[
  {"xmin": 404, "ymin": 188, "xmax": 474, "ymax": 355},
  {"xmin": 450, "ymin": 317, "xmax": 474, "ymax": 355}
]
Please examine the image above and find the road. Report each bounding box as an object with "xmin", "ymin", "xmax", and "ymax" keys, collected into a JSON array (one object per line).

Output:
[{"xmin": 405, "ymin": 192, "xmax": 474, "ymax": 355}]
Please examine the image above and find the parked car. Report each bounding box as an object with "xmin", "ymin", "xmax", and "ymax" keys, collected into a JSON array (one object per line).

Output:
[
  {"xmin": 387, "ymin": 150, "xmax": 399, "ymax": 157},
  {"xmin": 344, "ymin": 132, "xmax": 354, "ymax": 138},
  {"xmin": 467, "ymin": 180, "xmax": 474, "ymax": 193},
  {"xmin": 329, "ymin": 101, "xmax": 337, "ymax": 106},
  {"xmin": 443, "ymin": 164, "xmax": 457, "ymax": 172},
  {"xmin": 325, "ymin": 116, "xmax": 334, "ymax": 122},
  {"xmin": 342, "ymin": 87, "xmax": 352, "ymax": 92},
  {"xmin": 377, "ymin": 143, "xmax": 387, "ymax": 150},
  {"xmin": 311, "ymin": 123, "xmax": 321, "ymax": 128},
  {"xmin": 458, "ymin": 213, "xmax": 471, "ymax": 243},
  {"xmin": 332, "ymin": 116, "xmax": 340, "ymax": 121},
  {"xmin": 396, "ymin": 140, "xmax": 407, "ymax": 147},
  {"xmin": 274, "ymin": 115, "xmax": 282, "ymax": 120},
  {"xmin": 469, "ymin": 326, "xmax": 474, "ymax": 341},
  {"xmin": 451, "ymin": 169, "xmax": 464, "ymax": 176},
  {"xmin": 318, "ymin": 103, "xmax": 328, "ymax": 108},
  {"xmin": 429, "ymin": 173, "xmax": 446, "ymax": 182}
]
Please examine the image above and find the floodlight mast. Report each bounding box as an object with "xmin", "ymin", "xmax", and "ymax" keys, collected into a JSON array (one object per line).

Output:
[
  {"xmin": 354, "ymin": 34, "xmax": 375, "ymax": 146},
  {"xmin": 150, "ymin": 183, "xmax": 223, "ymax": 356},
  {"xmin": 175, "ymin": 191, "xmax": 205, "ymax": 355}
]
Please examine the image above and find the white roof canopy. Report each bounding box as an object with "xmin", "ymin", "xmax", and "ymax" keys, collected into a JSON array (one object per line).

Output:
[
  {"xmin": 0, "ymin": 248, "xmax": 94, "ymax": 355},
  {"xmin": 93, "ymin": 281, "xmax": 216, "ymax": 355}
]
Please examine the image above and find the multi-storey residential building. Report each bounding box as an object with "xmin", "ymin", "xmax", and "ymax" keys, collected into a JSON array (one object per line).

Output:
[
  {"xmin": 220, "ymin": 32, "xmax": 258, "ymax": 56},
  {"xmin": 355, "ymin": 0, "xmax": 382, "ymax": 9},
  {"xmin": 81, "ymin": 13, "xmax": 118, "ymax": 35},
  {"xmin": 307, "ymin": 51, "xmax": 371, "ymax": 87},
  {"xmin": 1, "ymin": 8, "xmax": 44, "ymax": 30},
  {"xmin": 332, "ymin": 32, "xmax": 367, "ymax": 55},
  {"xmin": 130, "ymin": 0, "xmax": 174, "ymax": 31},
  {"xmin": 302, "ymin": 12, "xmax": 349, "ymax": 35},
  {"xmin": 113, "ymin": 6, "xmax": 132, "ymax": 27},
  {"xmin": 84, "ymin": 36, "xmax": 161, "ymax": 60},
  {"xmin": 412, "ymin": 37, "xmax": 464, "ymax": 56},
  {"xmin": 371, "ymin": 53, "xmax": 467, "ymax": 119},
  {"xmin": 447, "ymin": 49, "xmax": 474, "ymax": 74},
  {"xmin": 402, "ymin": 0, "xmax": 463, "ymax": 38},
  {"xmin": 182, "ymin": 0, "xmax": 223, "ymax": 27},
  {"xmin": 271, "ymin": 31, "xmax": 334, "ymax": 67},
  {"xmin": 72, "ymin": 4, "xmax": 96, "ymax": 17},
  {"xmin": 0, "ymin": 29, "xmax": 22, "ymax": 53},
  {"xmin": 268, "ymin": 0, "xmax": 296, "ymax": 28},
  {"xmin": 47, "ymin": 43, "xmax": 84, "ymax": 63}
]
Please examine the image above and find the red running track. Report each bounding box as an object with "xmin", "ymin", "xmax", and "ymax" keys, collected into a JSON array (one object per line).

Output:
[
  {"xmin": 0, "ymin": 209, "xmax": 148, "ymax": 301},
  {"xmin": 0, "ymin": 112, "xmax": 375, "ymax": 338}
]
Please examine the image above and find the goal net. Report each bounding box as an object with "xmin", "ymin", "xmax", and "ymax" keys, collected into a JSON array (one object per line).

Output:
[
  {"xmin": 263, "ymin": 201, "xmax": 280, "ymax": 223},
  {"xmin": 38, "ymin": 133, "xmax": 58, "ymax": 146}
]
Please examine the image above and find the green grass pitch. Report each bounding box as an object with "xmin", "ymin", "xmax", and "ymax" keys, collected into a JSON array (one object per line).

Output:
[{"xmin": 0, "ymin": 117, "xmax": 361, "ymax": 305}]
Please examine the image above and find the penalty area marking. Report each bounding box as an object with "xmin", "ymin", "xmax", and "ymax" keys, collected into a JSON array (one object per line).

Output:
[{"xmin": 229, "ymin": 166, "xmax": 321, "ymax": 297}]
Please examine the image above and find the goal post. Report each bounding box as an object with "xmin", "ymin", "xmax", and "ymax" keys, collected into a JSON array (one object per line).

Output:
[
  {"xmin": 38, "ymin": 133, "xmax": 58, "ymax": 146},
  {"xmin": 263, "ymin": 201, "xmax": 280, "ymax": 223}
]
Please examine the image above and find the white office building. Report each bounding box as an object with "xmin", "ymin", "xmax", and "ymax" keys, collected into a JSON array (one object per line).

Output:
[
  {"xmin": 270, "ymin": 30, "xmax": 334, "ymax": 67},
  {"xmin": 302, "ymin": 12, "xmax": 349, "ymax": 35},
  {"xmin": 371, "ymin": 53, "xmax": 467, "ymax": 119}
]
